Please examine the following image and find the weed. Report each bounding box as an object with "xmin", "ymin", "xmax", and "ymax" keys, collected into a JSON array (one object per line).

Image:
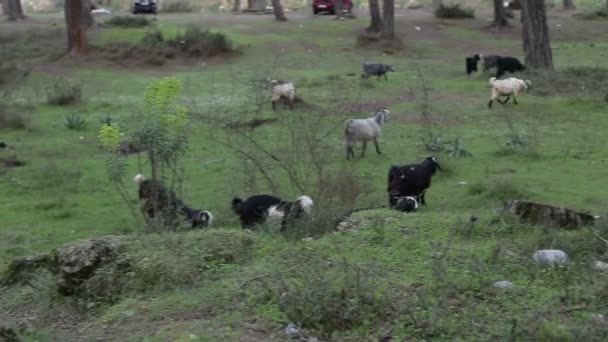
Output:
[
  {"xmin": 530, "ymin": 67, "xmax": 608, "ymax": 98},
  {"xmin": 168, "ymin": 26, "xmax": 234, "ymax": 58},
  {"xmin": 64, "ymin": 114, "xmax": 87, "ymax": 130},
  {"xmin": 47, "ymin": 78, "xmax": 82, "ymax": 106},
  {"xmin": 99, "ymin": 114, "xmax": 113, "ymax": 126},
  {"xmin": 103, "ymin": 15, "xmax": 152, "ymax": 28},
  {"xmin": 434, "ymin": 4, "xmax": 475, "ymax": 19}
]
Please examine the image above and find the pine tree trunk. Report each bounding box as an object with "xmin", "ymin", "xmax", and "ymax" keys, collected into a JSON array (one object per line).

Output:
[
  {"xmin": 563, "ymin": 0, "xmax": 575, "ymax": 10},
  {"xmin": 271, "ymin": 0, "xmax": 287, "ymax": 20},
  {"xmin": 65, "ymin": 0, "xmax": 88, "ymax": 56},
  {"xmin": 83, "ymin": 0, "xmax": 94, "ymax": 28},
  {"xmin": 367, "ymin": 0, "xmax": 382, "ymax": 32},
  {"xmin": 381, "ymin": 0, "xmax": 395, "ymax": 40},
  {"xmin": 335, "ymin": 0, "xmax": 343, "ymax": 19},
  {"xmin": 4, "ymin": 0, "xmax": 26, "ymax": 21},
  {"xmin": 521, "ymin": 0, "xmax": 553, "ymax": 69},
  {"xmin": 232, "ymin": 0, "xmax": 241, "ymax": 12},
  {"xmin": 493, "ymin": 0, "xmax": 509, "ymax": 26}
]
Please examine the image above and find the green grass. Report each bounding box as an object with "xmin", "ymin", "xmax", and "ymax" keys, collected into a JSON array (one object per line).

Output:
[{"xmin": 2, "ymin": 9, "xmax": 608, "ymax": 341}]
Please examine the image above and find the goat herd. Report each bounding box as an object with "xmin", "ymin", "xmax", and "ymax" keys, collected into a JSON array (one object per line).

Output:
[{"xmin": 133, "ymin": 56, "xmax": 530, "ymax": 232}]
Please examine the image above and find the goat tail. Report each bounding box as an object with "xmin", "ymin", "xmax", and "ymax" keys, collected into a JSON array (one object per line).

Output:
[
  {"xmin": 134, "ymin": 174, "xmax": 146, "ymax": 185},
  {"xmin": 231, "ymin": 197, "xmax": 243, "ymax": 215}
]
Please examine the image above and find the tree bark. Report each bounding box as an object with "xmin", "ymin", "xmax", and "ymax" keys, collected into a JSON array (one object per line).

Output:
[
  {"xmin": 271, "ymin": 0, "xmax": 287, "ymax": 20},
  {"xmin": 232, "ymin": 0, "xmax": 241, "ymax": 12},
  {"xmin": 367, "ymin": 0, "xmax": 382, "ymax": 33},
  {"xmin": 335, "ymin": 0, "xmax": 343, "ymax": 19},
  {"xmin": 3, "ymin": 0, "xmax": 26, "ymax": 21},
  {"xmin": 83, "ymin": 0, "xmax": 94, "ymax": 28},
  {"xmin": 381, "ymin": 0, "xmax": 395, "ymax": 40},
  {"xmin": 65, "ymin": 0, "xmax": 88, "ymax": 56},
  {"xmin": 521, "ymin": 0, "xmax": 553, "ymax": 69},
  {"xmin": 248, "ymin": 0, "xmax": 266, "ymax": 11},
  {"xmin": 562, "ymin": 0, "xmax": 575, "ymax": 10},
  {"xmin": 493, "ymin": 0, "xmax": 509, "ymax": 26}
]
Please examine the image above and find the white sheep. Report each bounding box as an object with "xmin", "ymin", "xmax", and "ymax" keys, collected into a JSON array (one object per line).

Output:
[
  {"xmin": 344, "ymin": 107, "xmax": 390, "ymax": 160},
  {"xmin": 488, "ymin": 77, "xmax": 531, "ymax": 108},
  {"xmin": 270, "ymin": 79, "xmax": 296, "ymax": 110}
]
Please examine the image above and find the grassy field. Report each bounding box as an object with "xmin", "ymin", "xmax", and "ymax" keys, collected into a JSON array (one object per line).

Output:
[{"xmin": 1, "ymin": 7, "xmax": 608, "ymax": 341}]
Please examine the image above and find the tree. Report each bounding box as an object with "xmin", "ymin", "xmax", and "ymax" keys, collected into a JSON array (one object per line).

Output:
[
  {"xmin": 521, "ymin": 0, "xmax": 553, "ymax": 69},
  {"xmin": 335, "ymin": 0, "xmax": 343, "ymax": 19},
  {"xmin": 563, "ymin": 0, "xmax": 575, "ymax": 10},
  {"xmin": 367, "ymin": 0, "xmax": 382, "ymax": 32},
  {"xmin": 247, "ymin": 0, "xmax": 266, "ymax": 11},
  {"xmin": 3, "ymin": 0, "xmax": 26, "ymax": 21},
  {"xmin": 232, "ymin": 0, "xmax": 241, "ymax": 12},
  {"xmin": 271, "ymin": 0, "xmax": 287, "ymax": 21},
  {"xmin": 493, "ymin": 0, "xmax": 509, "ymax": 27},
  {"xmin": 65, "ymin": 0, "xmax": 88, "ymax": 56},
  {"xmin": 381, "ymin": 0, "xmax": 395, "ymax": 40}
]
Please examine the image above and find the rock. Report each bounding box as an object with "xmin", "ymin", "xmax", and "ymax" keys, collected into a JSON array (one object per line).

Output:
[
  {"xmin": 52, "ymin": 236, "xmax": 124, "ymax": 295},
  {"xmin": 533, "ymin": 249, "xmax": 568, "ymax": 266},
  {"xmin": 492, "ymin": 280, "xmax": 515, "ymax": 289},
  {"xmin": 284, "ymin": 322, "xmax": 303, "ymax": 339},
  {"xmin": 593, "ymin": 261, "xmax": 608, "ymax": 271},
  {"xmin": 504, "ymin": 200, "xmax": 596, "ymax": 229},
  {"xmin": 1, "ymin": 254, "xmax": 52, "ymax": 286}
]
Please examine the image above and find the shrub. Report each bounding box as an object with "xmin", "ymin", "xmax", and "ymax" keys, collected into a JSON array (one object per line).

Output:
[
  {"xmin": 574, "ymin": 8, "xmax": 608, "ymax": 20},
  {"xmin": 64, "ymin": 114, "xmax": 87, "ymax": 130},
  {"xmin": 47, "ymin": 78, "xmax": 82, "ymax": 106},
  {"xmin": 0, "ymin": 106, "xmax": 30, "ymax": 130},
  {"xmin": 530, "ymin": 67, "xmax": 608, "ymax": 99},
  {"xmin": 434, "ymin": 4, "xmax": 475, "ymax": 19},
  {"xmin": 103, "ymin": 15, "xmax": 152, "ymax": 28},
  {"xmin": 141, "ymin": 28, "xmax": 164, "ymax": 47},
  {"xmin": 168, "ymin": 26, "xmax": 234, "ymax": 58},
  {"xmin": 161, "ymin": 1, "xmax": 196, "ymax": 13}
]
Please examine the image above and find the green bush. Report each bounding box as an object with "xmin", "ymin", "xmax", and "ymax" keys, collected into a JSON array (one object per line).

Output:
[
  {"xmin": 434, "ymin": 4, "xmax": 475, "ymax": 19},
  {"xmin": 161, "ymin": 1, "xmax": 196, "ymax": 13},
  {"xmin": 168, "ymin": 26, "xmax": 234, "ymax": 57},
  {"xmin": 530, "ymin": 67, "xmax": 608, "ymax": 98},
  {"xmin": 64, "ymin": 113, "xmax": 87, "ymax": 130},
  {"xmin": 103, "ymin": 15, "xmax": 152, "ymax": 28},
  {"xmin": 0, "ymin": 106, "xmax": 30, "ymax": 130},
  {"xmin": 47, "ymin": 78, "xmax": 82, "ymax": 106}
]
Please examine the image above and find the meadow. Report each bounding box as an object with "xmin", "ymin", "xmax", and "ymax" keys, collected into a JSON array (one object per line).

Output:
[{"xmin": 1, "ymin": 5, "xmax": 608, "ymax": 341}]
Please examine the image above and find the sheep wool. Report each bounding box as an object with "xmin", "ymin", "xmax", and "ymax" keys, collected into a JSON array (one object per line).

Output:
[{"xmin": 488, "ymin": 77, "xmax": 531, "ymax": 108}]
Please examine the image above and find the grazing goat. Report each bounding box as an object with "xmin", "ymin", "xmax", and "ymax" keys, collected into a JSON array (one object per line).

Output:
[
  {"xmin": 232, "ymin": 194, "xmax": 313, "ymax": 231},
  {"xmin": 465, "ymin": 54, "xmax": 480, "ymax": 76},
  {"xmin": 387, "ymin": 156, "xmax": 442, "ymax": 207},
  {"xmin": 271, "ymin": 79, "xmax": 295, "ymax": 110},
  {"xmin": 134, "ymin": 174, "xmax": 213, "ymax": 228},
  {"xmin": 345, "ymin": 107, "xmax": 390, "ymax": 160},
  {"xmin": 495, "ymin": 56, "xmax": 525, "ymax": 78},
  {"xmin": 481, "ymin": 54, "xmax": 501, "ymax": 72},
  {"xmin": 361, "ymin": 62, "xmax": 396, "ymax": 81},
  {"xmin": 488, "ymin": 77, "xmax": 531, "ymax": 108}
]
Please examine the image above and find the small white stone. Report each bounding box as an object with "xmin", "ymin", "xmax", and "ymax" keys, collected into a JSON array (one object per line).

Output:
[
  {"xmin": 415, "ymin": 26, "xmax": 421, "ymax": 31},
  {"xmin": 533, "ymin": 249, "xmax": 568, "ymax": 266},
  {"xmin": 458, "ymin": 181, "xmax": 468, "ymax": 185},
  {"xmin": 593, "ymin": 261, "xmax": 608, "ymax": 271},
  {"xmin": 556, "ymin": 24, "xmax": 561, "ymax": 28},
  {"xmin": 492, "ymin": 280, "xmax": 515, "ymax": 289},
  {"xmin": 79, "ymin": 136, "xmax": 84, "ymax": 140},
  {"xmin": 302, "ymin": 237, "xmax": 313, "ymax": 242}
]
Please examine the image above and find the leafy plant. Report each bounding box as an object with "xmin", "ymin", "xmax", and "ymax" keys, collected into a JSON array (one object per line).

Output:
[
  {"xmin": 446, "ymin": 137, "xmax": 472, "ymax": 158},
  {"xmin": 99, "ymin": 114, "xmax": 113, "ymax": 126},
  {"xmin": 64, "ymin": 114, "xmax": 87, "ymax": 130},
  {"xmin": 47, "ymin": 78, "xmax": 82, "ymax": 106},
  {"xmin": 434, "ymin": 4, "xmax": 475, "ymax": 19}
]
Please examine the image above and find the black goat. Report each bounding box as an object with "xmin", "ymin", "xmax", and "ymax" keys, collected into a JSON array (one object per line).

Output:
[
  {"xmin": 495, "ymin": 56, "xmax": 526, "ymax": 78},
  {"xmin": 232, "ymin": 194, "xmax": 313, "ymax": 231},
  {"xmin": 361, "ymin": 62, "xmax": 396, "ymax": 80},
  {"xmin": 481, "ymin": 54, "xmax": 501, "ymax": 72},
  {"xmin": 134, "ymin": 174, "xmax": 213, "ymax": 228},
  {"xmin": 465, "ymin": 54, "xmax": 480, "ymax": 76},
  {"xmin": 387, "ymin": 157, "xmax": 442, "ymax": 207}
]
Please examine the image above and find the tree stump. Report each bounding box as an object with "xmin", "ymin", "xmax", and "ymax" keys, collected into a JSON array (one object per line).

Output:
[{"xmin": 503, "ymin": 200, "xmax": 597, "ymax": 229}]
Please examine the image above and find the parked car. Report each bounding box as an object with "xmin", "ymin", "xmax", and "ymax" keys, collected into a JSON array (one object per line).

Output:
[
  {"xmin": 312, "ymin": 0, "xmax": 353, "ymax": 15},
  {"xmin": 132, "ymin": 0, "xmax": 157, "ymax": 14}
]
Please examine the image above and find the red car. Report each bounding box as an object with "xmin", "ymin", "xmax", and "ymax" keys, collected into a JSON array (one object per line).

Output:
[{"xmin": 312, "ymin": 0, "xmax": 353, "ymax": 15}]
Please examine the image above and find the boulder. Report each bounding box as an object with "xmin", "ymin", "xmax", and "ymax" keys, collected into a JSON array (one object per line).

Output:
[
  {"xmin": 504, "ymin": 200, "xmax": 596, "ymax": 229},
  {"xmin": 533, "ymin": 249, "xmax": 568, "ymax": 266},
  {"xmin": 593, "ymin": 261, "xmax": 608, "ymax": 271},
  {"xmin": 492, "ymin": 280, "xmax": 515, "ymax": 289}
]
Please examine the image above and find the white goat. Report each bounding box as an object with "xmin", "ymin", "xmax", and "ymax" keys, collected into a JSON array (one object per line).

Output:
[
  {"xmin": 488, "ymin": 77, "xmax": 531, "ymax": 108},
  {"xmin": 344, "ymin": 108, "xmax": 390, "ymax": 160},
  {"xmin": 270, "ymin": 79, "xmax": 296, "ymax": 110}
]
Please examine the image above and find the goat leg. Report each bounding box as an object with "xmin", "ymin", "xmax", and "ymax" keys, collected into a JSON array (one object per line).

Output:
[
  {"xmin": 488, "ymin": 99, "xmax": 493, "ymax": 109},
  {"xmin": 272, "ymin": 101, "xmax": 277, "ymax": 110},
  {"xmin": 513, "ymin": 96, "xmax": 518, "ymax": 105},
  {"xmin": 373, "ymin": 138, "xmax": 381, "ymax": 155},
  {"xmin": 360, "ymin": 140, "xmax": 367, "ymax": 158}
]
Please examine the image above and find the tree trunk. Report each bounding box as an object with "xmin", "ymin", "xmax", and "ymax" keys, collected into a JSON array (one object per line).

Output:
[
  {"xmin": 248, "ymin": 0, "xmax": 266, "ymax": 11},
  {"xmin": 335, "ymin": 0, "xmax": 343, "ymax": 19},
  {"xmin": 521, "ymin": 0, "xmax": 553, "ymax": 69},
  {"xmin": 562, "ymin": 0, "xmax": 575, "ymax": 10},
  {"xmin": 381, "ymin": 0, "xmax": 395, "ymax": 40},
  {"xmin": 65, "ymin": 0, "xmax": 88, "ymax": 56},
  {"xmin": 3, "ymin": 0, "xmax": 26, "ymax": 21},
  {"xmin": 271, "ymin": 0, "xmax": 287, "ymax": 20},
  {"xmin": 83, "ymin": 0, "xmax": 94, "ymax": 28},
  {"xmin": 367, "ymin": 0, "xmax": 382, "ymax": 33},
  {"xmin": 493, "ymin": 0, "xmax": 509, "ymax": 26},
  {"xmin": 232, "ymin": 0, "xmax": 241, "ymax": 12}
]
